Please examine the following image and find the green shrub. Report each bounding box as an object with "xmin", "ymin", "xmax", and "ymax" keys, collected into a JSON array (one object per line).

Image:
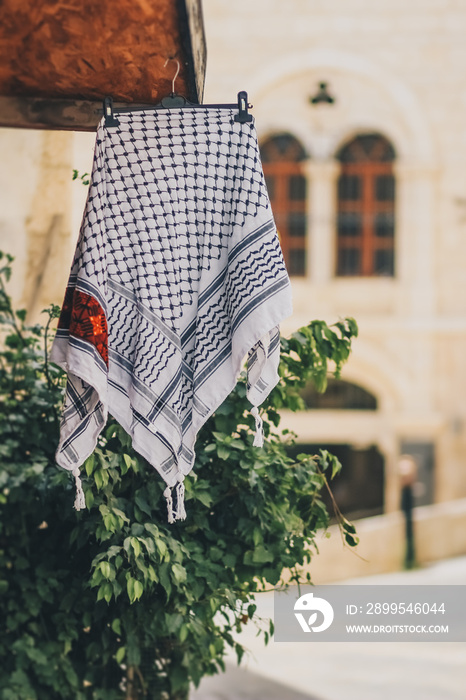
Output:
[{"xmin": 0, "ymin": 252, "xmax": 358, "ymax": 699}]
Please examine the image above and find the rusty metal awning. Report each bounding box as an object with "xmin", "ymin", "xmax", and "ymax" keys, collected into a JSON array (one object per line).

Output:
[{"xmin": 0, "ymin": 0, "xmax": 206, "ymax": 131}]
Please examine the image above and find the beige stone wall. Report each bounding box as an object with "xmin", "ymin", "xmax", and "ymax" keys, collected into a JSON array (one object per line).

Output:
[
  {"xmin": 202, "ymin": 1, "xmax": 466, "ymax": 519},
  {"xmin": 307, "ymin": 498, "xmax": 466, "ymax": 582},
  {"xmin": 0, "ymin": 128, "xmax": 95, "ymax": 320}
]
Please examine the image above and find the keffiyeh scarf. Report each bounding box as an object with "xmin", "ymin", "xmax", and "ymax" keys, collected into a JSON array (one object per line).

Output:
[{"xmin": 51, "ymin": 107, "xmax": 292, "ymax": 521}]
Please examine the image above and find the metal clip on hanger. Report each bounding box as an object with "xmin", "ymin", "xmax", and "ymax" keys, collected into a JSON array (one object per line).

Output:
[
  {"xmin": 103, "ymin": 96, "xmax": 120, "ymax": 127},
  {"xmin": 102, "ymin": 58, "xmax": 253, "ymax": 128},
  {"xmin": 234, "ymin": 91, "xmax": 253, "ymax": 124}
]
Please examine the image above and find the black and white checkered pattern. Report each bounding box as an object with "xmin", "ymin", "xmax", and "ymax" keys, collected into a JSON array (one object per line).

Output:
[{"xmin": 51, "ymin": 107, "xmax": 292, "ymax": 493}]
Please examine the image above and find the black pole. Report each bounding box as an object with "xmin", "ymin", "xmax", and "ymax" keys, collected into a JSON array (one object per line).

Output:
[{"xmin": 401, "ymin": 483, "xmax": 416, "ymax": 569}]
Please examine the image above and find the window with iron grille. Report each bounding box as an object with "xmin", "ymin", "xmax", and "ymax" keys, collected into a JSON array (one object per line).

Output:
[
  {"xmin": 260, "ymin": 133, "xmax": 308, "ymax": 276},
  {"xmin": 336, "ymin": 134, "xmax": 396, "ymax": 277}
]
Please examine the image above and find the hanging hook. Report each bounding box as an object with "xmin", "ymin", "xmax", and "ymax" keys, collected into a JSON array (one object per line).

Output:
[
  {"xmin": 161, "ymin": 57, "xmax": 187, "ymax": 107},
  {"xmin": 164, "ymin": 57, "xmax": 181, "ymax": 95}
]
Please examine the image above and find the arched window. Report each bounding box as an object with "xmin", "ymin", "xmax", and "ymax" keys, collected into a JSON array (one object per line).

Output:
[
  {"xmin": 287, "ymin": 442, "xmax": 385, "ymax": 519},
  {"xmin": 300, "ymin": 378, "xmax": 378, "ymax": 410},
  {"xmin": 291, "ymin": 378, "xmax": 383, "ymax": 519},
  {"xmin": 336, "ymin": 134, "xmax": 396, "ymax": 277},
  {"xmin": 260, "ymin": 133, "xmax": 308, "ymax": 276}
]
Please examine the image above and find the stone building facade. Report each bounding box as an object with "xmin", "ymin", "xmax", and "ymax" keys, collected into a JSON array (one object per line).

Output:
[
  {"xmin": 201, "ymin": 0, "xmax": 466, "ymax": 522},
  {"xmin": 1, "ymin": 1, "xmax": 466, "ymax": 566}
]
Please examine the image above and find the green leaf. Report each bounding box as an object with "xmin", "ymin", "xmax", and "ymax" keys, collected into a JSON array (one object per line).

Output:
[
  {"xmin": 223, "ymin": 553, "xmax": 236, "ymax": 567},
  {"xmin": 111, "ymin": 618, "xmax": 122, "ymax": 635},
  {"xmin": 99, "ymin": 561, "xmax": 115, "ymax": 580},
  {"xmin": 194, "ymin": 491, "xmax": 213, "ymax": 507},
  {"xmin": 171, "ymin": 563, "xmax": 187, "ymax": 584},
  {"xmin": 97, "ymin": 582, "xmax": 113, "ymax": 604},
  {"xmin": 115, "ymin": 646, "xmax": 126, "ymax": 664},
  {"xmin": 343, "ymin": 520, "xmax": 357, "ymax": 535},
  {"xmin": 235, "ymin": 643, "xmax": 245, "ymax": 664},
  {"xmin": 133, "ymin": 580, "xmax": 144, "ymax": 600},
  {"xmin": 252, "ymin": 545, "xmax": 274, "ymax": 564},
  {"xmin": 130, "ymin": 537, "xmax": 142, "ymax": 558},
  {"xmin": 94, "ymin": 469, "xmax": 104, "ymax": 490},
  {"xmin": 135, "ymin": 493, "xmax": 152, "ymax": 516},
  {"xmin": 126, "ymin": 576, "xmax": 144, "ymax": 603},
  {"xmin": 84, "ymin": 454, "xmax": 95, "ymax": 476},
  {"xmin": 154, "ymin": 538, "xmax": 168, "ymax": 559},
  {"xmin": 345, "ymin": 532, "xmax": 359, "ymax": 547},
  {"xmin": 217, "ymin": 445, "xmax": 231, "ymax": 460}
]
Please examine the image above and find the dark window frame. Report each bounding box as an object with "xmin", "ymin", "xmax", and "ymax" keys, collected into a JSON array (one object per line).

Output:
[
  {"xmin": 260, "ymin": 134, "xmax": 308, "ymax": 277},
  {"xmin": 336, "ymin": 134, "xmax": 396, "ymax": 278}
]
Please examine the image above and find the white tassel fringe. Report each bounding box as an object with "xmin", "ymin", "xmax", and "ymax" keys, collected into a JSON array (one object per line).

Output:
[
  {"xmin": 176, "ymin": 480, "xmax": 187, "ymax": 520},
  {"xmin": 164, "ymin": 479, "xmax": 187, "ymax": 523},
  {"xmin": 164, "ymin": 486, "xmax": 175, "ymax": 524},
  {"xmin": 251, "ymin": 406, "xmax": 264, "ymax": 447},
  {"xmin": 72, "ymin": 467, "xmax": 86, "ymax": 511}
]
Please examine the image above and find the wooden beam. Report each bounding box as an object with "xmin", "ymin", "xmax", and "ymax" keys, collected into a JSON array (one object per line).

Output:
[
  {"xmin": 178, "ymin": 0, "xmax": 207, "ymax": 104},
  {"xmin": 0, "ymin": 0, "xmax": 206, "ymax": 131},
  {"xmin": 0, "ymin": 96, "xmax": 161, "ymax": 131}
]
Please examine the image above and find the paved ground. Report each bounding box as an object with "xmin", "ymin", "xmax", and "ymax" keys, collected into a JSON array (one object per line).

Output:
[{"xmin": 191, "ymin": 556, "xmax": 466, "ymax": 700}]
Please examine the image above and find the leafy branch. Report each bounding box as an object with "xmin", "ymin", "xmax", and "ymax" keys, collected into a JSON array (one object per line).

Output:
[{"xmin": 0, "ymin": 252, "xmax": 358, "ymax": 700}]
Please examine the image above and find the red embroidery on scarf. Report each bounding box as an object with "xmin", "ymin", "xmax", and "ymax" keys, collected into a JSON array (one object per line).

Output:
[{"xmin": 58, "ymin": 287, "xmax": 109, "ymax": 367}]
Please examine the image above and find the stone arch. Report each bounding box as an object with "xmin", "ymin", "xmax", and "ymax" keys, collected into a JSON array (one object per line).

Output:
[
  {"xmin": 249, "ymin": 47, "xmax": 436, "ymax": 166},
  {"xmin": 301, "ymin": 377, "xmax": 378, "ymax": 410},
  {"xmin": 335, "ymin": 131, "xmax": 397, "ymax": 162},
  {"xmin": 339, "ymin": 342, "xmax": 412, "ymax": 414},
  {"xmin": 259, "ymin": 131, "xmax": 309, "ymax": 161}
]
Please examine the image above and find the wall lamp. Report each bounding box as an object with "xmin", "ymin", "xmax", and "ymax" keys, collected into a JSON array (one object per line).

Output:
[{"xmin": 309, "ymin": 82, "xmax": 335, "ymax": 105}]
